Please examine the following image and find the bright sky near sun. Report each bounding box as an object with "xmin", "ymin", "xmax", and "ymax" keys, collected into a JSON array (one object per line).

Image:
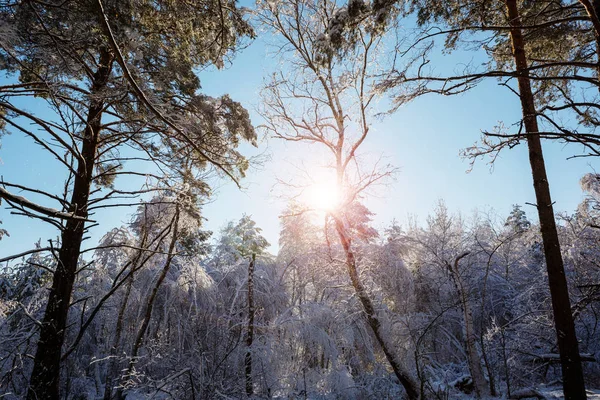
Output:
[{"xmin": 1, "ymin": 22, "xmax": 598, "ymax": 257}]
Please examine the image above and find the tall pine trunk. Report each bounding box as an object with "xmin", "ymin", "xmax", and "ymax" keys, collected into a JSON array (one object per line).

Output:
[
  {"xmin": 505, "ymin": 1, "xmax": 587, "ymax": 398},
  {"xmin": 245, "ymin": 253, "xmax": 256, "ymax": 396},
  {"xmin": 333, "ymin": 218, "xmax": 420, "ymax": 400},
  {"xmin": 27, "ymin": 47, "xmax": 114, "ymax": 400},
  {"xmin": 577, "ymin": 0, "xmax": 600, "ymax": 84}
]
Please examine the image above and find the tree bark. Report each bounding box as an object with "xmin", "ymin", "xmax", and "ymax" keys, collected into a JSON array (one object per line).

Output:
[
  {"xmin": 578, "ymin": 0, "xmax": 600, "ymax": 85},
  {"xmin": 245, "ymin": 253, "xmax": 256, "ymax": 397},
  {"xmin": 505, "ymin": 1, "xmax": 587, "ymax": 398},
  {"xmin": 333, "ymin": 217, "xmax": 420, "ymax": 400},
  {"xmin": 27, "ymin": 47, "xmax": 114, "ymax": 400}
]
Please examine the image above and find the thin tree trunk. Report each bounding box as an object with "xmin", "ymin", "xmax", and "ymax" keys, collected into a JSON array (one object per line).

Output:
[
  {"xmin": 104, "ymin": 223, "xmax": 152, "ymax": 400},
  {"xmin": 501, "ymin": 327, "xmax": 512, "ymax": 398},
  {"xmin": 103, "ymin": 265, "xmax": 136, "ymax": 400},
  {"xmin": 480, "ymin": 251, "xmax": 497, "ymax": 396},
  {"xmin": 116, "ymin": 209, "xmax": 180, "ymax": 400},
  {"xmin": 333, "ymin": 218, "xmax": 420, "ymax": 400},
  {"xmin": 245, "ymin": 253, "xmax": 256, "ymax": 397},
  {"xmin": 446, "ymin": 253, "xmax": 489, "ymax": 398},
  {"xmin": 505, "ymin": 1, "xmax": 587, "ymax": 398},
  {"xmin": 27, "ymin": 47, "xmax": 114, "ymax": 400},
  {"xmin": 480, "ymin": 328, "xmax": 496, "ymax": 396}
]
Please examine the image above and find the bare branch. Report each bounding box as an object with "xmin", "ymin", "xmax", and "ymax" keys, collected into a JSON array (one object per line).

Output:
[{"xmin": 0, "ymin": 187, "xmax": 94, "ymax": 222}]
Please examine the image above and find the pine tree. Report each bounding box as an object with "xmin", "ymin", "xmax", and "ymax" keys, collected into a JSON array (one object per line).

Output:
[{"xmin": 0, "ymin": 1, "xmax": 255, "ymax": 398}]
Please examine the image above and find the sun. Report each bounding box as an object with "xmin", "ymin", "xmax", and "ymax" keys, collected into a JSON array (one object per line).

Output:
[{"xmin": 307, "ymin": 182, "xmax": 341, "ymax": 211}]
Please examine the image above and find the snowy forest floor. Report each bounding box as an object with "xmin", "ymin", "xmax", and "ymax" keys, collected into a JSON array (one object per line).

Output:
[{"xmin": 530, "ymin": 387, "xmax": 600, "ymax": 400}]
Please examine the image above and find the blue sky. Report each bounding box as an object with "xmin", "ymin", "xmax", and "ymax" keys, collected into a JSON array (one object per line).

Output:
[
  {"xmin": 197, "ymin": 36, "xmax": 596, "ymax": 252},
  {"xmin": 1, "ymin": 26, "xmax": 597, "ymax": 258}
]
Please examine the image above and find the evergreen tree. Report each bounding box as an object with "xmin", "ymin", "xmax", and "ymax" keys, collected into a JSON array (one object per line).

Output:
[
  {"xmin": 0, "ymin": 1, "xmax": 255, "ymax": 398},
  {"xmin": 505, "ymin": 205, "xmax": 531, "ymax": 234}
]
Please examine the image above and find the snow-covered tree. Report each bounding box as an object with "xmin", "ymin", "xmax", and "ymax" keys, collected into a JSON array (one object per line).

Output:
[
  {"xmin": 257, "ymin": 0, "xmax": 419, "ymax": 396},
  {"xmin": 0, "ymin": 1, "xmax": 256, "ymax": 398}
]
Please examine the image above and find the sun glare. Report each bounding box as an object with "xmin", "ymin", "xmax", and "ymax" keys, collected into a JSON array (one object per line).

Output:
[{"xmin": 307, "ymin": 182, "xmax": 341, "ymax": 211}]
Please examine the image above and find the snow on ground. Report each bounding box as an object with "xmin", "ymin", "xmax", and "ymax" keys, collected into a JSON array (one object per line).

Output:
[
  {"xmin": 502, "ymin": 387, "xmax": 600, "ymax": 399},
  {"xmin": 445, "ymin": 387, "xmax": 600, "ymax": 399},
  {"xmin": 539, "ymin": 387, "xmax": 600, "ymax": 399}
]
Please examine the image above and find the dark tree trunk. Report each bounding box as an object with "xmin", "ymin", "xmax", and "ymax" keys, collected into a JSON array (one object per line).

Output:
[
  {"xmin": 333, "ymin": 218, "xmax": 420, "ymax": 400},
  {"xmin": 505, "ymin": 1, "xmax": 587, "ymax": 398},
  {"xmin": 245, "ymin": 253, "xmax": 256, "ymax": 397},
  {"xmin": 578, "ymin": 0, "xmax": 600, "ymax": 85},
  {"xmin": 27, "ymin": 48, "xmax": 114, "ymax": 400}
]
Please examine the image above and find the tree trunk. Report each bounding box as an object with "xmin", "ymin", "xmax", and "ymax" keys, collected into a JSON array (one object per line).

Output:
[
  {"xmin": 116, "ymin": 209, "xmax": 180, "ymax": 400},
  {"xmin": 103, "ymin": 266, "xmax": 136, "ymax": 400},
  {"xmin": 446, "ymin": 253, "xmax": 489, "ymax": 398},
  {"xmin": 505, "ymin": 1, "xmax": 587, "ymax": 398},
  {"xmin": 245, "ymin": 253, "xmax": 256, "ymax": 397},
  {"xmin": 578, "ymin": 0, "xmax": 600, "ymax": 85},
  {"xmin": 27, "ymin": 47, "xmax": 114, "ymax": 400},
  {"xmin": 594, "ymin": 0, "xmax": 600, "ymax": 85},
  {"xmin": 104, "ymin": 223, "xmax": 153, "ymax": 400},
  {"xmin": 333, "ymin": 217, "xmax": 420, "ymax": 400}
]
